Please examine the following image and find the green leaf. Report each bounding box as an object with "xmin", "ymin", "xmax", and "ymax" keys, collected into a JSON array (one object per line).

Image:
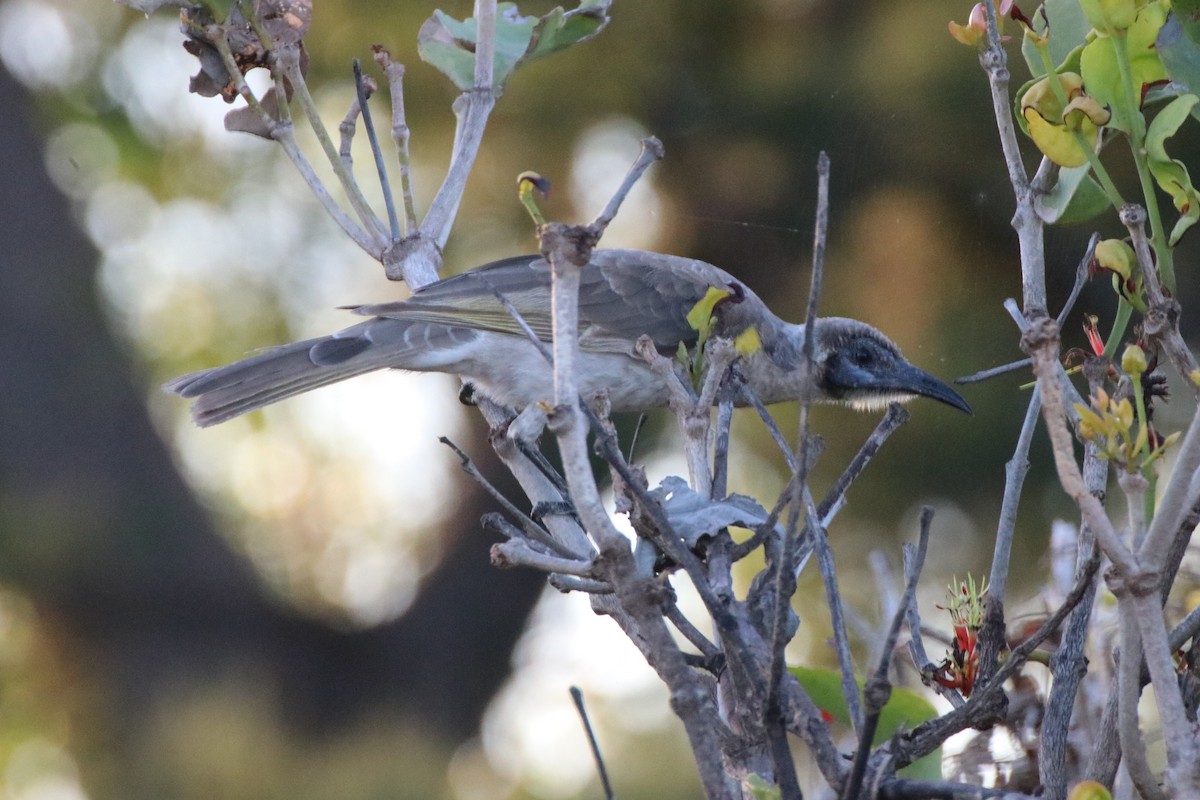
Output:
[
  {"xmin": 1037, "ymin": 164, "xmax": 1111, "ymax": 223},
  {"xmin": 417, "ymin": 2, "xmax": 611, "ymax": 93},
  {"xmin": 522, "ymin": 0, "xmax": 611, "ymax": 64},
  {"xmin": 1145, "ymin": 93, "xmax": 1200, "ymax": 244},
  {"xmin": 1023, "ymin": 0, "xmax": 1094, "ymax": 76},
  {"xmin": 1159, "ymin": 13, "xmax": 1200, "ymax": 99},
  {"xmin": 790, "ymin": 666, "xmax": 942, "ymax": 780},
  {"xmin": 1080, "ymin": 2, "xmax": 1169, "ymax": 132},
  {"xmin": 745, "ymin": 774, "xmax": 783, "ymax": 800}
]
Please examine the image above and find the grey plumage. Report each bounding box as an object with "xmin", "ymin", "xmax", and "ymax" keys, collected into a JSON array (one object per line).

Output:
[{"xmin": 166, "ymin": 249, "xmax": 971, "ymax": 426}]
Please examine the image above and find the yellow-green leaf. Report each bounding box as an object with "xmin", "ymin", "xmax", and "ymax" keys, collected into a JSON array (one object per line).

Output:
[{"xmin": 1146, "ymin": 93, "xmax": 1200, "ymax": 244}]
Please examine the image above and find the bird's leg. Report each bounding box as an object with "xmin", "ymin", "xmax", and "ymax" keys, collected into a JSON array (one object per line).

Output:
[
  {"xmin": 507, "ymin": 401, "xmax": 548, "ymax": 443},
  {"xmin": 495, "ymin": 402, "xmax": 574, "ymax": 498}
]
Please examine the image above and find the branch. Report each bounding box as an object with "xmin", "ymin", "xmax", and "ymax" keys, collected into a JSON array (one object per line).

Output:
[
  {"xmin": 537, "ymin": 149, "xmax": 736, "ymax": 797},
  {"xmin": 980, "ymin": 0, "xmax": 1046, "ymax": 314}
]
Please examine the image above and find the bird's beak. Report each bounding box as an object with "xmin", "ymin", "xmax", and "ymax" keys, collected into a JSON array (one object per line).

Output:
[{"xmin": 889, "ymin": 363, "xmax": 973, "ymax": 414}]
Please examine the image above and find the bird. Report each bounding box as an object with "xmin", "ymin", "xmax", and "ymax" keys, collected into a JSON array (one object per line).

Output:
[{"xmin": 166, "ymin": 249, "xmax": 971, "ymax": 426}]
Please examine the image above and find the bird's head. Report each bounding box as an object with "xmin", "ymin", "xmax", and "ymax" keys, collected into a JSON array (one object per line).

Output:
[{"xmin": 812, "ymin": 318, "xmax": 971, "ymax": 414}]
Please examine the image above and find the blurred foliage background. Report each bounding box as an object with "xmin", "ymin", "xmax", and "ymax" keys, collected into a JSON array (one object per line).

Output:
[{"xmin": 0, "ymin": 0, "xmax": 1199, "ymax": 798}]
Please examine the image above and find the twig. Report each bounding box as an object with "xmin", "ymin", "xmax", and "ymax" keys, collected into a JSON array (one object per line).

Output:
[
  {"xmin": 372, "ymin": 48, "xmax": 419, "ymax": 234},
  {"xmin": 977, "ymin": 385, "xmax": 1040, "ymax": 690},
  {"xmin": 739, "ymin": 380, "xmax": 798, "ymax": 473},
  {"xmin": 421, "ymin": 0, "xmax": 498, "ymax": 252},
  {"xmin": 904, "ymin": 542, "xmax": 964, "ymax": 708},
  {"xmin": 337, "ymin": 94, "xmax": 363, "ymax": 172},
  {"xmin": 958, "ymin": 224, "xmax": 1093, "ymax": 386},
  {"xmin": 570, "ymin": 687, "xmax": 616, "ymax": 800},
  {"xmin": 1122, "ymin": 205, "xmax": 1200, "ymax": 396},
  {"xmin": 491, "ymin": 539, "xmax": 596, "ymax": 576},
  {"xmin": 810, "ymin": 485, "xmax": 862, "ymax": 734},
  {"xmin": 446, "ymin": 441, "xmax": 576, "ymax": 561},
  {"xmin": 353, "ymin": 59, "xmax": 401, "ymax": 240},
  {"xmin": 590, "ymin": 137, "xmax": 665, "ymax": 236},
  {"xmin": 209, "ymin": 28, "xmax": 379, "ymax": 255},
  {"xmin": 711, "ymin": 377, "xmax": 736, "ymax": 499},
  {"xmin": 980, "ymin": 0, "xmax": 1047, "ymax": 314},
  {"xmin": 878, "ymin": 778, "xmax": 1039, "ymax": 799},
  {"xmin": 731, "ymin": 402, "xmax": 906, "ymax": 563},
  {"xmin": 666, "ymin": 602, "xmax": 722, "ymax": 661},
  {"xmin": 768, "ymin": 153, "xmax": 831, "ymax": 704},
  {"xmin": 843, "ymin": 507, "xmax": 933, "ymax": 800},
  {"xmin": 548, "ymin": 574, "xmax": 612, "ymax": 594},
  {"xmin": 440, "ymin": 437, "xmax": 574, "ymax": 558},
  {"xmin": 279, "ymin": 44, "xmax": 388, "ymax": 242},
  {"xmin": 956, "ymin": 358, "xmax": 1031, "ymax": 385},
  {"xmin": 1117, "ymin": 601, "xmax": 1167, "ymax": 800}
]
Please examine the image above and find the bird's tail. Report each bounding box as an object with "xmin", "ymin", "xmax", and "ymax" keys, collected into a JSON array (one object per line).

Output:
[{"xmin": 165, "ymin": 320, "xmax": 409, "ymax": 427}]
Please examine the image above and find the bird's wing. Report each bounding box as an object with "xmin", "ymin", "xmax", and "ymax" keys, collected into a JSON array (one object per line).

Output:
[{"xmin": 353, "ymin": 250, "xmax": 740, "ymax": 354}]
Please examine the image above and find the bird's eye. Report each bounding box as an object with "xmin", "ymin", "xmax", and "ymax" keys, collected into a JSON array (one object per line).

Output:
[{"xmin": 851, "ymin": 343, "xmax": 873, "ymax": 367}]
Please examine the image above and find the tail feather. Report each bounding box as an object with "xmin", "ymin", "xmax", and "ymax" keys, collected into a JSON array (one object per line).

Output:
[
  {"xmin": 165, "ymin": 326, "xmax": 402, "ymax": 427},
  {"xmin": 166, "ymin": 314, "xmax": 490, "ymax": 426}
]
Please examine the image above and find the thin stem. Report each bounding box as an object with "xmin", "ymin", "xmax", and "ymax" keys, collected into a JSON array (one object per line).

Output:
[
  {"xmin": 373, "ymin": 49, "xmax": 419, "ymax": 234},
  {"xmin": 279, "ymin": 46, "xmax": 388, "ymax": 242},
  {"xmin": 1099, "ymin": 297, "xmax": 1134, "ymax": 360},
  {"xmin": 843, "ymin": 507, "xmax": 933, "ymax": 800},
  {"xmin": 570, "ymin": 688, "xmax": 615, "ymax": 800},
  {"xmin": 422, "ymin": 0, "xmax": 498, "ymax": 250},
  {"xmin": 353, "ymin": 59, "xmax": 401, "ymax": 241},
  {"xmin": 810, "ymin": 488, "xmax": 862, "ymax": 734},
  {"xmin": 1111, "ymin": 29, "xmax": 1175, "ymax": 292},
  {"xmin": 209, "ymin": 28, "xmax": 378, "ymax": 255}
]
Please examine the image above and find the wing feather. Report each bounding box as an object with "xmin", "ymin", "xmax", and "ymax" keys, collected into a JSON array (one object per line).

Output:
[{"xmin": 352, "ymin": 250, "xmax": 741, "ymax": 354}]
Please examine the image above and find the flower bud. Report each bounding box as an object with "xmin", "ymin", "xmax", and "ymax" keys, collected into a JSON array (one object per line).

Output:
[
  {"xmin": 1093, "ymin": 239, "xmax": 1135, "ymax": 279},
  {"xmin": 1121, "ymin": 343, "xmax": 1147, "ymax": 376}
]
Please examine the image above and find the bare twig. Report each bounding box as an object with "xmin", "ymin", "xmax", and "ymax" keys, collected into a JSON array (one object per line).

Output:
[
  {"xmin": 768, "ymin": 152, "xmax": 831, "ymax": 704},
  {"xmin": 980, "ymin": 0, "xmax": 1046, "ymax": 314},
  {"xmin": 878, "ymin": 778, "xmax": 1039, "ymax": 800},
  {"xmin": 666, "ymin": 602, "xmax": 721, "ymax": 662},
  {"xmin": 731, "ymin": 402, "xmax": 906, "ymax": 564},
  {"xmin": 570, "ymin": 687, "xmax": 616, "ymax": 800},
  {"xmin": 372, "ymin": 48, "xmax": 419, "ymax": 234},
  {"xmin": 209, "ymin": 28, "xmax": 379, "ymax": 254},
  {"xmin": 441, "ymin": 438, "xmax": 575, "ymax": 558},
  {"xmin": 591, "ymin": 137, "xmax": 665, "ymax": 235},
  {"xmin": 956, "ymin": 358, "xmax": 1031, "ymax": 385},
  {"xmin": 843, "ymin": 506, "xmax": 933, "ymax": 800},
  {"xmin": 353, "ymin": 58, "xmax": 401, "ymax": 240},
  {"xmin": 279, "ymin": 44, "xmax": 388, "ymax": 242},
  {"xmin": 810, "ymin": 486, "xmax": 861, "ymax": 733},
  {"xmin": 491, "ymin": 539, "xmax": 596, "ymax": 576},
  {"xmin": 905, "ymin": 542, "xmax": 965, "ymax": 708},
  {"xmin": 711, "ymin": 377, "xmax": 736, "ymax": 499}
]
